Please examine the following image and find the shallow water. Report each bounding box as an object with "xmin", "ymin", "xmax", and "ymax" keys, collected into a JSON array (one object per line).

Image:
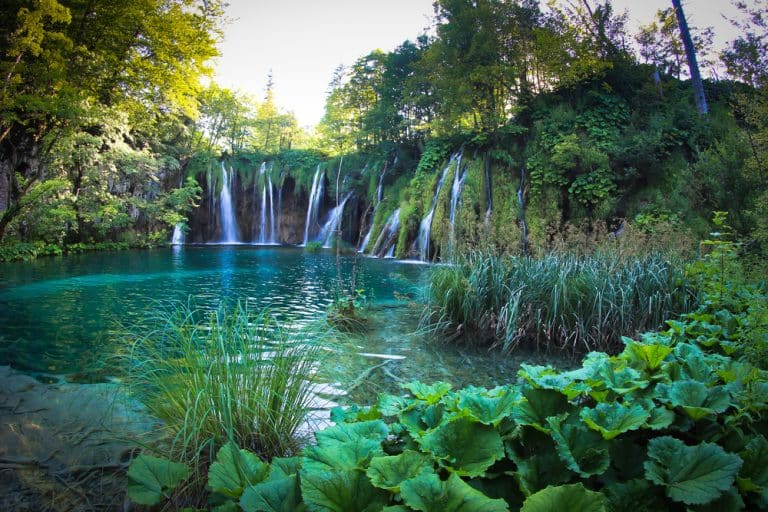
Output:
[{"xmin": 0, "ymin": 246, "xmax": 563, "ymax": 394}]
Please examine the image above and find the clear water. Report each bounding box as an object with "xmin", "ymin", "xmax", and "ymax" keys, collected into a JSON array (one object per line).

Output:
[{"xmin": 0, "ymin": 247, "xmax": 558, "ymax": 400}]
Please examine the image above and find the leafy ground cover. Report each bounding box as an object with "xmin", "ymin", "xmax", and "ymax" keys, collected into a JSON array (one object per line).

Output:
[{"xmin": 125, "ymin": 271, "xmax": 768, "ymax": 511}]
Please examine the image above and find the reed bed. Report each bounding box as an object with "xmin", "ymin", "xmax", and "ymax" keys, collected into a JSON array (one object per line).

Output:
[
  {"xmin": 421, "ymin": 251, "xmax": 696, "ymax": 354},
  {"xmin": 123, "ymin": 303, "xmax": 324, "ymax": 469}
]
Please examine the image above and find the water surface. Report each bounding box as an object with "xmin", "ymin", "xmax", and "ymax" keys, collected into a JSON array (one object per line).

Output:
[{"xmin": 0, "ymin": 246, "xmax": 558, "ymax": 400}]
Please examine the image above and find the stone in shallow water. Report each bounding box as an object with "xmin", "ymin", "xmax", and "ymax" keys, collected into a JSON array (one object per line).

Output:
[{"xmin": 0, "ymin": 365, "xmax": 156, "ymax": 511}]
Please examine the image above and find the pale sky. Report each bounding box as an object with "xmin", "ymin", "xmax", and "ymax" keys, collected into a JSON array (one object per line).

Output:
[{"xmin": 213, "ymin": 0, "xmax": 745, "ymax": 128}]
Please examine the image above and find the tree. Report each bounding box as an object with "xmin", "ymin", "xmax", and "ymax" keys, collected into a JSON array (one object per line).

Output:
[
  {"xmin": 0, "ymin": 0, "xmax": 225, "ymax": 242},
  {"xmin": 671, "ymin": 0, "xmax": 708, "ymax": 114}
]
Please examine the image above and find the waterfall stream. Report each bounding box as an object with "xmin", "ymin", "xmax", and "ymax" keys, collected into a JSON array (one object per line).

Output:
[
  {"xmin": 171, "ymin": 176, "xmax": 185, "ymax": 245},
  {"xmin": 372, "ymin": 208, "xmax": 400, "ymax": 257},
  {"xmin": 358, "ymin": 166, "xmax": 387, "ymax": 253},
  {"xmin": 415, "ymin": 152, "xmax": 459, "ymax": 261},
  {"xmin": 319, "ymin": 193, "xmax": 351, "ymax": 248},
  {"xmin": 303, "ymin": 166, "xmax": 324, "ymax": 245},
  {"xmin": 219, "ymin": 163, "xmax": 239, "ymax": 243}
]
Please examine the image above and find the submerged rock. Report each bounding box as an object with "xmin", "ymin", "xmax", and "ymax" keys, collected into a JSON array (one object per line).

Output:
[{"xmin": 0, "ymin": 365, "xmax": 156, "ymax": 511}]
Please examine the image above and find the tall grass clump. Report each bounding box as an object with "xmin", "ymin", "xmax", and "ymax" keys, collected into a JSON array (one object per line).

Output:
[
  {"xmin": 123, "ymin": 302, "xmax": 323, "ymax": 469},
  {"xmin": 421, "ymin": 251, "xmax": 696, "ymax": 353}
]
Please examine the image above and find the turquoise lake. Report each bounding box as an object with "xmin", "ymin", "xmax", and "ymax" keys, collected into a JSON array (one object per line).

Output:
[{"xmin": 0, "ymin": 246, "xmax": 551, "ymax": 402}]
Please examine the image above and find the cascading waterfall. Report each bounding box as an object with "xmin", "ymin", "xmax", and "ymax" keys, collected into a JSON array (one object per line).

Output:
[
  {"xmin": 448, "ymin": 155, "xmax": 467, "ymax": 246},
  {"xmin": 171, "ymin": 223, "xmax": 185, "ymax": 245},
  {"xmin": 258, "ymin": 183, "xmax": 268, "ymax": 243},
  {"xmin": 254, "ymin": 162, "xmax": 278, "ymax": 245},
  {"xmin": 219, "ymin": 163, "xmax": 239, "ymax": 243},
  {"xmin": 170, "ymin": 176, "xmax": 185, "ymax": 245},
  {"xmin": 303, "ymin": 166, "xmax": 324, "ymax": 245},
  {"xmin": 268, "ymin": 175, "xmax": 275, "ymax": 243},
  {"xmin": 358, "ymin": 231, "xmax": 372, "ymax": 254},
  {"xmin": 358, "ymin": 166, "xmax": 387, "ymax": 253},
  {"xmin": 415, "ymin": 153, "xmax": 458, "ymax": 261},
  {"xmin": 518, "ymin": 166, "xmax": 529, "ymax": 254},
  {"xmin": 372, "ymin": 208, "xmax": 400, "ymax": 257},
  {"xmin": 318, "ymin": 193, "xmax": 351, "ymax": 248}
]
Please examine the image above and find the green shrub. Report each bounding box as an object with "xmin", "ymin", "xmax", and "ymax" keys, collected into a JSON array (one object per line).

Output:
[
  {"xmin": 0, "ymin": 241, "xmax": 63, "ymax": 261},
  {"xmin": 421, "ymin": 251, "xmax": 695, "ymax": 353},
  {"xmin": 123, "ymin": 303, "xmax": 324, "ymax": 474},
  {"xmin": 304, "ymin": 241, "xmax": 323, "ymax": 253}
]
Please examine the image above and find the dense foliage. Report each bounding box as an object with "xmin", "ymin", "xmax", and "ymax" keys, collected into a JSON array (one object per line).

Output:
[{"xmin": 126, "ymin": 249, "xmax": 768, "ymax": 511}]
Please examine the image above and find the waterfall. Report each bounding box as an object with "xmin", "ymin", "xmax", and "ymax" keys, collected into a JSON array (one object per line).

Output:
[
  {"xmin": 448, "ymin": 156, "xmax": 467, "ymax": 258},
  {"xmin": 373, "ymin": 208, "xmax": 400, "ymax": 257},
  {"xmin": 170, "ymin": 176, "xmax": 185, "ymax": 245},
  {"xmin": 303, "ymin": 166, "xmax": 324, "ymax": 245},
  {"xmin": 171, "ymin": 223, "xmax": 185, "ymax": 245},
  {"xmin": 518, "ymin": 166, "xmax": 529, "ymax": 254},
  {"xmin": 318, "ymin": 193, "xmax": 351, "ymax": 248},
  {"xmin": 358, "ymin": 166, "xmax": 387, "ymax": 253},
  {"xmin": 219, "ymin": 163, "xmax": 239, "ymax": 243},
  {"xmin": 415, "ymin": 153, "xmax": 458, "ymax": 261},
  {"xmin": 358, "ymin": 231, "xmax": 372, "ymax": 254},
  {"xmin": 268, "ymin": 176, "xmax": 275, "ymax": 243},
  {"xmin": 258, "ymin": 183, "xmax": 268, "ymax": 243}
]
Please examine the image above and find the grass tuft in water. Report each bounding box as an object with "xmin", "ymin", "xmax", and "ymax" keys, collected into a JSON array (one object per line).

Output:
[
  {"xmin": 123, "ymin": 302, "xmax": 324, "ymax": 470},
  {"xmin": 420, "ymin": 251, "xmax": 696, "ymax": 354}
]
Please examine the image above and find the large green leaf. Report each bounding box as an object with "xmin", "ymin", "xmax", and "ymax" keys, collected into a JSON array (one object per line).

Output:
[
  {"xmin": 604, "ymin": 479, "xmax": 667, "ymax": 512},
  {"xmin": 621, "ymin": 339, "xmax": 673, "ymax": 374},
  {"xmin": 512, "ymin": 387, "xmax": 573, "ymax": 433},
  {"xmin": 127, "ymin": 454, "xmax": 189, "ymax": 505},
  {"xmin": 417, "ymin": 416, "xmax": 505, "ymax": 477},
  {"xmin": 580, "ymin": 402, "xmax": 650, "ymax": 440},
  {"xmin": 208, "ymin": 442, "xmax": 269, "ymax": 499},
  {"xmin": 670, "ymin": 343, "xmax": 720, "ymax": 384},
  {"xmin": 547, "ymin": 414, "xmax": 610, "ymax": 478},
  {"xmin": 518, "ymin": 364, "xmax": 574, "ymax": 392},
  {"xmin": 640, "ymin": 400, "xmax": 676, "ymax": 430},
  {"xmin": 378, "ymin": 394, "xmax": 410, "ymax": 417},
  {"xmin": 507, "ymin": 432, "xmax": 572, "ymax": 496},
  {"xmin": 400, "ymin": 472, "xmax": 509, "ymax": 512},
  {"xmin": 738, "ymin": 435, "xmax": 768, "ymax": 507},
  {"xmin": 366, "ymin": 450, "xmax": 434, "ymax": 492},
  {"xmin": 315, "ymin": 420, "xmax": 389, "ymax": 446},
  {"xmin": 402, "ymin": 381, "xmax": 452, "ymax": 404},
  {"xmin": 520, "ymin": 483, "xmax": 606, "ymax": 512},
  {"xmin": 583, "ymin": 353, "xmax": 648, "ymax": 396},
  {"xmin": 456, "ymin": 386, "xmax": 521, "ymax": 426},
  {"xmin": 299, "ymin": 468, "xmax": 389, "ymax": 512},
  {"xmin": 267, "ymin": 457, "xmax": 301, "ymax": 481},
  {"xmin": 240, "ymin": 475, "xmax": 304, "ymax": 512},
  {"xmin": 656, "ymin": 380, "xmax": 732, "ymax": 421},
  {"xmin": 302, "ymin": 437, "xmax": 384, "ymax": 473},
  {"xmin": 644, "ymin": 436, "xmax": 743, "ymax": 505}
]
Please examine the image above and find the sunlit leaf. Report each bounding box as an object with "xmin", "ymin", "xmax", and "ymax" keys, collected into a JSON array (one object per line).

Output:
[{"xmin": 580, "ymin": 402, "xmax": 650, "ymax": 440}]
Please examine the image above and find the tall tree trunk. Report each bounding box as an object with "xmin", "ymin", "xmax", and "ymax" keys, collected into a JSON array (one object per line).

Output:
[{"xmin": 671, "ymin": 0, "xmax": 708, "ymax": 114}]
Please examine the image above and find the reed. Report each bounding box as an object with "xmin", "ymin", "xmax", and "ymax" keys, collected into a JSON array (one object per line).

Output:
[
  {"xmin": 421, "ymin": 251, "xmax": 696, "ymax": 353},
  {"xmin": 123, "ymin": 302, "xmax": 323, "ymax": 469}
]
